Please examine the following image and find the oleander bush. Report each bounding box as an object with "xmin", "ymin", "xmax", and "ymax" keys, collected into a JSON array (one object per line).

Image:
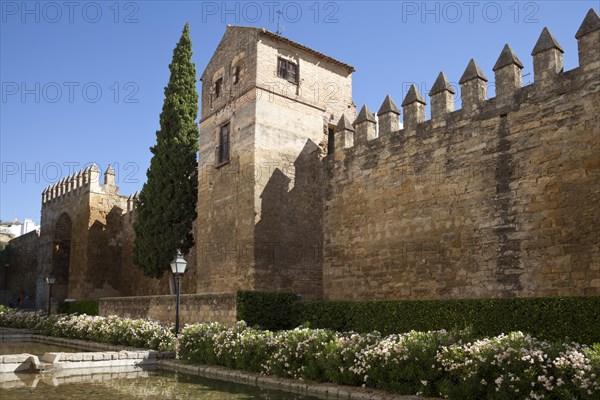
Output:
[
  {"xmin": 180, "ymin": 321, "xmax": 600, "ymax": 399},
  {"xmin": 0, "ymin": 310, "xmax": 175, "ymax": 351},
  {"xmin": 3, "ymin": 307, "xmax": 598, "ymax": 398}
]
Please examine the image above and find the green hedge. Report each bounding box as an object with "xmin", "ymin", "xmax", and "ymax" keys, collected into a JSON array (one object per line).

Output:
[
  {"xmin": 236, "ymin": 292, "xmax": 600, "ymax": 344},
  {"xmin": 236, "ymin": 291, "xmax": 298, "ymax": 330},
  {"xmin": 57, "ymin": 299, "xmax": 99, "ymax": 316}
]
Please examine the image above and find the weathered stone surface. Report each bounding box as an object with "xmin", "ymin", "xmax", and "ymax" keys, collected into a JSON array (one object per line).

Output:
[
  {"xmin": 31, "ymin": 164, "xmax": 196, "ymax": 309},
  {"xmin": 10, "ymin": 13, "xmax": 599, "ymax": 313},
  {"xmin": 401, "ymin": 84, "xmax": 426, "ymax": 106},
  {"xmin": 3, "ymin": 230, "xmax": 38, "ymax": 303},
  {"xmin": 429, "ymin": 72, "xmax": 455, "ymax": 121},
  {"xmin": 354, "ymin": 105, "xmax": 377, "ymax": 124},
  {"xmin": 323, "ymin": 56, "xmax": 600, "ymax": 300},
  {"xmin": 576, "ymin": 8, "xmax": 600, "ymax": 38},
  {"xmin": 196, "ymin": 26, "xmax": 354, "ymax": 300},
  {"xmin": 335, "ymin": 114, "xmax": 355, "ymax": 132},
  {"xmin": 459, "ymin": 58, "xmax": 488, "ymax": 83},
  {"xmin": 493, "ymin": 44, "xmax": 524, "ymax": 71},
  {"xmin": 377, "ymin": 95, "xmax": 400, "ymax": 115},
  {"xmin": 100, "ymin": 292, "xmax": 237, "ymax": 326},
  {"xmin": 429, "ymin": 71, "xmax": 455, "ymax": 95},
  {"xmin": 532, "ymin": 27, "xmax": 564, "ymax": 55},
  {"xmin": 532, "ymin": 27, "xmax": 565, "ymax": 83}
]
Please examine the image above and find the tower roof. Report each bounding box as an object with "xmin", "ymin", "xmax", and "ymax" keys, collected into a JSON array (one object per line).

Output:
[
  {"xmin": 429, "ymin": 71, "xmax": 455, "ymax": 95},
  {"xmin": 335, "ymin": 114, "xmax": 355, "ymax": 132},
  {"xmin": 354, "ymin": 105, "xmax": 376, "ymax": 124},
  {"xmin": 226, "ymin": 26, "xmax": 355, "ymax": 73},
  {"xmin": 532, "ymin": 27, "xmax": 564, "ymax": 55},
  {"xmin": 401, "ymin": 84, "xmax": 426, "ymax": 106},
  {"xmin": 576, "ymin": 8, "xmax": 600, "ymax": 38},
  {"xmin": 377, "ymin": 95, "xmax": 400, "ymax": 115},
  {"xmin": 493, "ymin": 44, "xmax": 524, "ymax": 71},
  {"xmin": 459, "ymin": 59, "xmax": 488, "ymax": 84}
]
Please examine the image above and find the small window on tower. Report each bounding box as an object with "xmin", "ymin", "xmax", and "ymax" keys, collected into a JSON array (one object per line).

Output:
[
  {"xmin": 218, "ymin": 122, "xmax": 230, "ymax": 164},
  {"xmin": 232, "ymin": 66, "xmax": 240, "ymax": 85},
  {"xmin": 214, "ymin": 78, "xmax": 223, "ymax": 98},
  {"xmin": 327, "ymin": 127, "xmax": 335, "ymax": 155},
  {"xmin": 277, "ymin": 57, "xmax": 298, "ymax": 84}
]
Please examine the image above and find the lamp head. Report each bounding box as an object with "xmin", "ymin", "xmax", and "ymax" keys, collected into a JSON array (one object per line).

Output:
[
  {"xmin": 46, "ymin": 273, "xmax": 56, "ymax": 285},
  {"xmin": 170, "ymin": 251, "xmax": 187, "ymax": 276}
]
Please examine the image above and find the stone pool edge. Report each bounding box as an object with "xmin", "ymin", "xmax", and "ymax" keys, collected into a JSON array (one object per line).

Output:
[
  {"xmin": 0, "ymin": 330, "xmax": 174, "ymax": 373},
  {"xmin": 157, "ymin": 359, "xmax": 440, "ymax": 400},
  {"xmin": 0, "ymin": 329, "xmax": 175, "ymax": 355}
]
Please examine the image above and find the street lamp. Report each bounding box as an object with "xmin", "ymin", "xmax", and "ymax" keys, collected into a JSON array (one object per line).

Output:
[
  {"xmin": 45, "ymin": 273, "xmax": 56, "ymax": 316},
  {"xmin": 170, "ymin": 251, "xmax": 187, "ymax": 335}
]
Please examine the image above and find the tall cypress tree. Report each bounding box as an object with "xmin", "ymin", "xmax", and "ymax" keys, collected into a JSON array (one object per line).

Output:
[{"xmin": 133, "ymin": 23, "xmax": 199, "ymax": 278}]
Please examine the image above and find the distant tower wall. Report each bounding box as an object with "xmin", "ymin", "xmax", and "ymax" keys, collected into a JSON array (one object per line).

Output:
[
  {"xmin": 252, "ymin": 35, "xmax": 354, "ymax": 299},
  {"xmin": 36, "ymin": 165, "xmax": 136, "ymax": 307},
  {"xmin": 197, "ymin": 26, "xmax": 355, "ymax": 300},
  {"xmin": 198, "ymin": 27, "xmax": 260, "ymax": 295}
]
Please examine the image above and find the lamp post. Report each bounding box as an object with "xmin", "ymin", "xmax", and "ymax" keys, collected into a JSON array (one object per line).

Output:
[
  {"xmin": 45, "ymin": 273, "xmax": 56, "ymax": 316},
  {"xmin": 170, "ymin": 251, "xmax": 187, "ymax": 335}
]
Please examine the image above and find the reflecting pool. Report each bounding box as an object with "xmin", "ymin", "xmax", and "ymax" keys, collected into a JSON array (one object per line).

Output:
[
  {"xmin": 0, "ymin": 368, "xmax": 324, "ymax": 400},
  {"xmin": 0, "ymin": 341, "xmax": 86, "ymax": 356}
]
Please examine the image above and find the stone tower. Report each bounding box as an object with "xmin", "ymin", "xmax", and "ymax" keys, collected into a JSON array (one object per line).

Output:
[
  {"xmin": 36, "ymin": 164, "xmax": 127, "ymax": 307},
  {"xmin": 197, "ymin": 26, "xmax": 355, "ymax": 299}
]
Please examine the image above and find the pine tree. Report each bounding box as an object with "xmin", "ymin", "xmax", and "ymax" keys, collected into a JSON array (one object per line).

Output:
[{"xmin": 133, "ymin": 23, "xmax": 199, "ymax": 278}]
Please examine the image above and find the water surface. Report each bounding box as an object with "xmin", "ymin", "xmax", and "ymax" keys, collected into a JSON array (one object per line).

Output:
[
  {"xmin": 0, "ymin": 341, "xmax": 86, "ymax": 356},
  {"xmin": 0, "ymin": 369, "xmax": 323, "ymax": 399}
]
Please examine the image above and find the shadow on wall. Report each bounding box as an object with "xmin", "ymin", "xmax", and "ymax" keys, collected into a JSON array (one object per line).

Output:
[
  {"xmin": 254, "ymin": 139, "xmax": 324, "ymax": 300},
  {"xmin": 113, "ymin": 206, "xmax": 198, "ymax": 298},
  {"xmin": 52, "ymin": 212, "xmax": 71, "ymax": 304},
  {"xmin": 86, "ymin": 207, "xmax": 123, "ymax": 298},
  {"xmin": 1, "ymin": 232, "xmax": 38, "ymax": 307}
]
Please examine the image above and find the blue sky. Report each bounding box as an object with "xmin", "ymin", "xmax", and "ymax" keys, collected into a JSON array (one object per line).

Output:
[{"xmin": 0, "ymin": 0, "xmax": 597, "ymax": 224}]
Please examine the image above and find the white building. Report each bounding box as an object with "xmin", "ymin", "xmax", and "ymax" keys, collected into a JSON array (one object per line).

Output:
[{"xmin": 0, "ymin": 219, "xmax": 40, "ymax": 241}]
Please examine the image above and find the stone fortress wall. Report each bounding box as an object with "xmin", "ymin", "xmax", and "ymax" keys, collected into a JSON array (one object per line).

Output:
[
  {"xmin": 4, "ymin": 10, "xmax": 598, "ymax": 321},
  {"xmin": 323, "ymin": 11, "xmax": 600, "ymax": 300},
  {"xmin": 32, "ymin": 164, "xmax": 197, "ymax": 309}
]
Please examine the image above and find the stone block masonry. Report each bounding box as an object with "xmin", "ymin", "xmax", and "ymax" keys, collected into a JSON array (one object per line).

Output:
[
  {"xmin": 99, "ymin": 292, "xmax": 237, "ymax": 326},
  {"xmin": 324, "ymin": 11, "xmax": 600, "ymax": 300},
  {"xmin": 7, "ymin": 10, "xmax": 599, "ymax": 309}
]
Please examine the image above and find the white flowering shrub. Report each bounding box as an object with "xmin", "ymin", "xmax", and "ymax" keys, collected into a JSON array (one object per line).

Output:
[
  {"xmin": 0, "ymin": 309, "xmax": 47, "ymax": 329},
  {"xmin": 322, "ymin": 331, "xmax": 382, "ymax": 386},
  {"xmin": 0, "ymin": 311, "xmax": 175, "ymax": 351},
  {"xmin": 437, "ymin": 332, "xmax": 600, "ymax": 399},
  {"xmin": 179, "ymin": 322, "xmax": 599, "ymax": 399},
  {"xmin": 349, "ymin": 329, "xmax": 463, "ymax": 396},
  {"xmin": 5, "ymin": 308, "xmax": 596, "ymax": 399},
  {"xmin": 263, "ymin": 326, "xmax": 336, "ymax": 380},
  {"xmin": 180, "ymin": 321, "xmax": 277, "ymax": 372}
]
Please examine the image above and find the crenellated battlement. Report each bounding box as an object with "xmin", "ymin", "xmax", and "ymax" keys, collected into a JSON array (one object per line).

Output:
[
  {"xmin": 28, "ymin": 9, "xmax": 598, "ymax": 306},
  {"xmin": 126, "ymin": 191, "xmax": 139, "ymax": 214},
  {"xmin": 323, "ymin": 9, "xmax": 600, "ymax": 301},
  {"xmin": 331, "ymin": 8, "xmax": 599, "ymax": 154},
  {"xmin": 42, "ymin": 164, "xmax": 100, "ymax": 206},
  {"xmin": 41, "ymin": 163, "xmax": 135, "ymax": 207}
]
